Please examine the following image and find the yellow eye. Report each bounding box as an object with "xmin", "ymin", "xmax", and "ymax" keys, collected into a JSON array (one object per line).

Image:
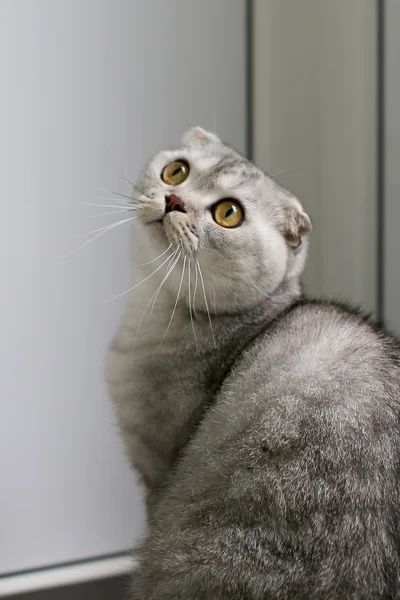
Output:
[
  {"xmin": 213, "ymin": 199, "xmax": 244, "ymax": 228},
  {"xmin": 161, "ymin": 160, "xmax": 189, "ymax": 185}
]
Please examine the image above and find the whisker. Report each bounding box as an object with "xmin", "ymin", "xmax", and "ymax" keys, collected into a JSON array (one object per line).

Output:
[
  {"xmin": 188, "ymin": 259, "xmax": 199, "ymax": 353},
  {"xmin": 95, "ymin": 193, "xmax": 135, "ymax": 206},
  {"xmin": 270, "ymin": 167, "xmax": 292, "ymax": 179},
  {"xmin": 131, "ymin": 183, "xmax": 153, "ymax": 200},
  {"xmin": 79, "ymin": 216, "xmax": 136, "ymax": 238},
  {"xmin": 252, "ymin": 283, "xmax": 273, "ymax": 301},
  {"xmin": 105, "ymin": 249, "xmax": 177, "ymax": 303},
  {"xmin": 97, "ymin": 187, "xmax": 133, "ymax": 201},
  {"xmin": 157, "ymin": 254, "xmax": 186, "ymax": 349},
  {"xmin": 96, "ymin": 196, "xmax": 133, "ymax": 205},
  {"xmin": 97, "ymin": 188, "xmax": 146, "ymax": 204},
  {"xmin": 82, "ymin": 202, "xmax": 139, "ymax": 210},
  {"xmin": 137, "ymin": 244, "xmax": 173, "ymax": 268},
  {"xmin": 112, "ymin": 190, "xmax": 139, "ymax": 202},
  {"xmin": 193, "ymin": 258, "xmax": 199, "ymax": 319},
  {"xmin": 122, "ymin": 174, "xmax": 134, "ymax": 188},
  {"xmin": 99, "ymin": 186, "xmax": 152, "ymax": 203},
  {"xmin": 134, "ymin": 248, "xmax": 181, "ymax": 343},
  {"xmin": 85, "ymin": 209, "xmax": 131, "ymax": 219},
  {"xmin": 63, "ymin": 216, "xmax": 135, "ymax": 258},
  {"xmin": 122, "ymin": 178, "xmax": 151, "ymax": 201},
  {"xmin": 196, "ymin": 260, "xmax": 216, "ymax": 348},
  {"xmin": 150, "ymin": 249, "xmax": 181, "ymax": 313},
  {"xmin": 100, "ymin": 198, "xmax": 143, "ymax": 209}
]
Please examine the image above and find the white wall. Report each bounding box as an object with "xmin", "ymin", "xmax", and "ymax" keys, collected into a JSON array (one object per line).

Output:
[
  {"xmin": 383, "ymin": 0, "xmax": 400, "ymax": 334},
  {"xmin": 253, "ymin": 0, "xmax": 378, "ymax": 314},
  {"xmin": 0, "ymin": 0, "xmax": 246, "ymax": 578}
]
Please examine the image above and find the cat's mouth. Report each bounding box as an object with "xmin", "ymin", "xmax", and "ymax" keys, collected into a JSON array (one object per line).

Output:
[
  {"xmin": 142, "ymin": 193, "xmax": 199, "ymax": 253},
  {"xmin": 148, "ymin": 212, "xmax": 198, "ymax": 254},
  {"xmin": 144, "ymin": 194, "xmax": 186, "ymax": 225}
]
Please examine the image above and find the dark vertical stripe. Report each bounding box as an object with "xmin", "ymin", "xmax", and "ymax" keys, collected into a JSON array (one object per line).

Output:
[
  {"xmin": 377, "ymin": 0, "xmax": 385, "ymax": 321},
  {"xmin": 245, "ymin": 0, "xmax": 253, "ymax": 161}
]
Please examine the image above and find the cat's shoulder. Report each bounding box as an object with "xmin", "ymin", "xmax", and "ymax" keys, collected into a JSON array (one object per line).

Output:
[
  {"xmin": 285, "ymin": 298, "xmax": 396, "ymax": 337},
  {"xmin": 267, "ymin": 297, "xmax": 400, "ymax": 363}
]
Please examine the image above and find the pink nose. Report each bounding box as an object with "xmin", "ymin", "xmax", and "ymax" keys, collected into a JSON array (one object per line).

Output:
[{"xmin": 165, "ymin": 194, "xmax": 186, "ymax": 214}]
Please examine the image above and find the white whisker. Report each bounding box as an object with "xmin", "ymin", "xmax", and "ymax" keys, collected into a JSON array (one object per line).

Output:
[
  {"xmin": 137, "ymin": 244, "xmax": 173, "ymax": 268},
  {"xmin": 63, "ymin": 216, "xmax": 135, "ymax": 258},
  {"xmin": 193, "ymin": 258, "xmax": 199, "ymax": 319},
  {"xmin": 98, "ymin": 186, "xmax": 151, "ymax": 202},
  {"xmin": 85, "ymin": 209, "xmax": 131, "ymax": 219},
  {"xmin": 96, "ymin": 190, "xmax": 144, "ymax": 206},
  {"xmin": 150, "ymin": 250, "xmax": 181, "ymax": 313},
  {"xmin": 157, "ymin": 255, "xmax": 186, "ymax": 349},
  {"xmin": 82, "ymin": 202, "xmax": 139, "ymax": 210},
  {"xmin": 79, "ymin": 216, "xmax": 136, "ymax": 238},
  {"xmin": 253, "ymin": 284, "xmax": 273, "ymax": 300},
  {"xmin": 134, "ymin": 248, "xmax": 181, "ymax": 343},
  {"xmin": 112, "ymin": 190, "xmax": 138, "ymax": 202},
  {"xmin": 271, "ymin": 167, "xmax": 291, "ymax": 179},
  {"xmin": 105, "ymin": 250, "xmax": 177, "ymax": 303},
  {"xmin": 122, "ymin": 174, "xmax": 134, "ymax": 188},
  {"xmin": 196, "ymin": 260, "xmax": 216, "ymax": 348},
  {"xmin": 97, "ymin": 187, "xmax": 134, "ymax": 201},
  {"xmin": 131, "ymin": 183, "xmax": 153, "ymax": 200},
  {"xmin": 188, "ymin": 259, "xmax": 199, "ymax": 353},
  {"xmin": 96, "ymin": 196, "xmax": 133, "ymax": 206},
  {"xmin": 95, "ymin": 196, "xmax": 138, "ymax": 206}
]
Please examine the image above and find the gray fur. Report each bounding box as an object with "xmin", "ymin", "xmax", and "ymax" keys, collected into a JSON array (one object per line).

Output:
[{"xmin": 107, "ymin": 127, "xmax": 400, "ymax": 598}]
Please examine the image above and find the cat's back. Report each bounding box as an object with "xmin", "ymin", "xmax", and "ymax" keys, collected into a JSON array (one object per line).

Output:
[
  {"xmin": 180, "ymin": 300, "xmax": 400, "ymax": 499},
  {"xmin": 230, "ymin": 299, "xmax": 400, "ymax": 414},
  {"xmin": 136, "ymin": 302, "xmax": 400, "ymax": 599},
  {"xmin": 196, "ymin": 300, "xmax": 400, "ymax": 480}
]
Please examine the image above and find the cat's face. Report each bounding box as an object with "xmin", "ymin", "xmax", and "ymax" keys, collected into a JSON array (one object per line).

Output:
[{"xmin": 133, "ymin": 127, "xmax": 311, "ymax": 314}]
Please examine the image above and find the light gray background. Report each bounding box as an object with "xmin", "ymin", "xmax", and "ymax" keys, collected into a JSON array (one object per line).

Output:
[
  {"xmin": 383, "ymin": 0, "xmax": 400, "ymax": 333},
  {"xmin": 0, "ymin": 0, "xmax": 246, "ymax": 575}
]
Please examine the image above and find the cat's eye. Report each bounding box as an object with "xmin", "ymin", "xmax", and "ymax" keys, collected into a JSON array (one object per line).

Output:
[
  {"xmin": 213, "ymin": 199, "xmax": 244, "ymax": 228},
  {"xmin": 161, "ymin": 160, "xmax": 190, "ymax": 185}
]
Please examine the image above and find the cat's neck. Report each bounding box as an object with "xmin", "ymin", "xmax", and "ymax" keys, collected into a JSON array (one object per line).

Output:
[{"xmin": 131, "ymin": 273, "xmax": 302, "ymax": 358}]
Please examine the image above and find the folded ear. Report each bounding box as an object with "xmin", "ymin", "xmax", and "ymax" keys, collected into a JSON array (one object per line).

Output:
[
  {"xmin": 181, "ymin": 126, "xmax": 221, "ymax": 149},
  {"xmin": 283, "ymin": 199, "xmax": 312, "ymax": 249}
]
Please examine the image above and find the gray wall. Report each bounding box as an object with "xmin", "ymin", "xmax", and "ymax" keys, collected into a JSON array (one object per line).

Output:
[
  {"xmin": 0, "ymin": 0, "xmax": 246, "ymax": 578},
  {"xmin": 253, "ymin": 0, "xmax": 378, "ymax": 314},
  {"xmin": 383, "ymin": 0, "xmax": 400, "ymax": 333}
]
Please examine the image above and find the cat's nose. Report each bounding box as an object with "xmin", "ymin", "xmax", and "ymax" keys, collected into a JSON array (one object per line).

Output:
[{"xmin": 165, "ymin": 194, "xmax": 186, "ymax": 214}]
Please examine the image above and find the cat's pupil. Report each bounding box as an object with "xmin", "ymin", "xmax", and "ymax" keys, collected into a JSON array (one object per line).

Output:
[
  {"xmin": 172, "ymin": 167, "xmax": 182, "ymax": 177},
  {"xmin": 225, "ymin": 207, "xmax": 234, "ymax": 218}
]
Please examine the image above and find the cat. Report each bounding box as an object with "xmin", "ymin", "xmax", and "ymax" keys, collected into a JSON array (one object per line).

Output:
[{"xmin": 107, "ymin": 126, "xmax": 400, "ymax": 599}]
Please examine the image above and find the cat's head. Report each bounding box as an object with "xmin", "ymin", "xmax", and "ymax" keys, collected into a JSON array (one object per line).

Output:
[{"xmin": 133, "ymin": 126, "xmax": 311, "ymax": 314}]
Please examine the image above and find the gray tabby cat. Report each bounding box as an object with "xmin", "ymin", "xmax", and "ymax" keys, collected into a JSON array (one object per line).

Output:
[{"xmin": 107, "ymin": 127, "xmax": 400, "ymax": 599}]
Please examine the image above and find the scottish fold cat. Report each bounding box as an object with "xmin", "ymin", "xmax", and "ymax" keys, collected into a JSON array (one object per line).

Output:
[{"xmin": 108, "ymin": 127, "xmax": 400, "ymax": 599}]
